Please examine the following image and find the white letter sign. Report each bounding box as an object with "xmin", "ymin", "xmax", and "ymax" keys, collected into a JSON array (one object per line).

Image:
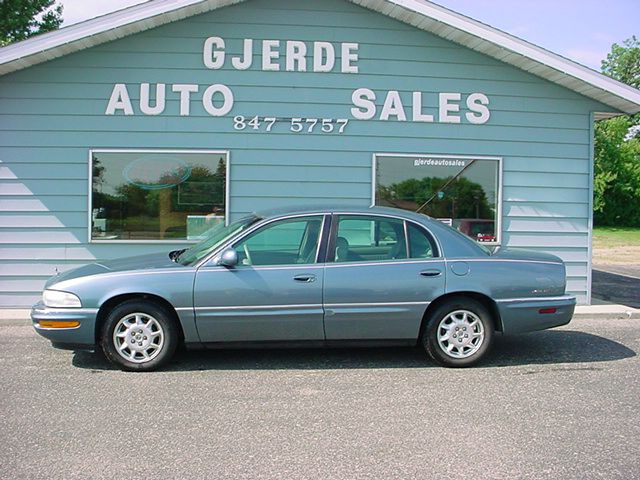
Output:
[
  {"xmin": 313, "ymin": 42, "xmax": 335, "ymax": 72},
  {"xmin": 140, "ymin": 83, "xmax": 166, "ymax": 115},
  {"xmin": 262, "ymin": 40, "xmax": 280, "ymax": 71},
  {"xmin": 341, "ymin": 43, "xmax": 359, "ymax": 73},
  {"xmin": 380, "ymin": 91, "xmax": 407, "ymax": 121},
  {"xmin": 466, "ymin": 93, "xmax": 490, "ymax": 124},
  {"xmin": 105, "ymin": 84, "xmax": 133, "ymax": 115},
  {"xmin": 439, "ymin": 93, "xmax": 461, "ymax": 123},
  {"xmin": 203, "ymin": 37, "xmax": 225, "ymax": 69},
  {"xmin": 203, "ymin": 84, "xmax": 234, "ymax": 116},
  {"xmin": 286, "ymin": 41, "xmax": 307, "ymax": 72},
  {"xmin": 351, "ymin": 88, "xmax": 376, "ymax": 120},
  {"xmin": 172, "ymin": 84, "xmax": 199, "ymax": 116},
  {"xmin": 232, "ymin": 39, "xmax": 253, "ymax": 70}
]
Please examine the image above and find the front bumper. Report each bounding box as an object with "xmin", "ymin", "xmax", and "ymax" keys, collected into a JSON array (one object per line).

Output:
[
  {"xmin": 496, "ymin": 295, "xmax": 576, "ymax": 335},
  {"xmin": 31, "ymin": 302, "xmax": 98, "ymax": 349}
]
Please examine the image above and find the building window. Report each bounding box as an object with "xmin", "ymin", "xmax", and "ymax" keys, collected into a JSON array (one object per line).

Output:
[
  {"xmin": 374, "ymin": 154, "xmax": 501, "ymax": 244},
  {"xmin": 90, "ymin": 150, "xmax": 228, "ymax": 241}
]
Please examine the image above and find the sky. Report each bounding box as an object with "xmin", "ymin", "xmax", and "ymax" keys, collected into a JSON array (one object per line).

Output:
[{"xmin": 59, "ymin": 0, "xmax": 639, "ymax": 71}]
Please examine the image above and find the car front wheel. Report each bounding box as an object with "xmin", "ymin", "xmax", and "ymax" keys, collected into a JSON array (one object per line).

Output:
[
  {"xmin": 100, "ymin": 300, "xmax": 178, "ymax": 371},
  {"xmin": 423, "ymin": 298, "xmax": 494, "ymax": 367}
]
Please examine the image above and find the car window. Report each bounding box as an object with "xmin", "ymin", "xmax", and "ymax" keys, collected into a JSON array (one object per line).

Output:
[
  {"xmin": 233, "ymin": 216, "xmax": 323, "ymax": 266},
  {"xmin": 333, "ymin": 216, "xmax": 407, "ymax": 263},
  {"xmin": 408, "ymin": 223, "xmax": 437, "ymax": 259}
]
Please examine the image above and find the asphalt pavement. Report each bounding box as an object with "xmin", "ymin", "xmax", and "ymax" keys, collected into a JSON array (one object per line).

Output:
[
  {"xmin": 1, "ymin": 316, "xmax": 638, "ymax": 480},
  {"xmin": 592, "ymin": 264, "xmax": 640, "ymax": 308}
]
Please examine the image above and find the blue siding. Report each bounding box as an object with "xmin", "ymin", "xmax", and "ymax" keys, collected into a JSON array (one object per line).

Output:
[{"xmin": 0, "ymin": 0, "xmax": 614, "ymax": 306}]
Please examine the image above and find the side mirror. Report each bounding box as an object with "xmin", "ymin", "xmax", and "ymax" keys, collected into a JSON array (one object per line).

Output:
[{"xmin": 218, "ymin": 248, "xmax": 239, "ymax": 268}]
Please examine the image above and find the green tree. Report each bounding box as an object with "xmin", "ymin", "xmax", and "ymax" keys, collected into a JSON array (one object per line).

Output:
[
  {"xmin": 594, "ymin": 36, "xmax": 640, "ymax": 226},
  {"xmin": 0, "ymin": 0, "xmax": 63, "ymax": 46},
  {"xmin": 594, "ymin": 116, "xmax": 640, "ymax": 225},
  {"xmin": 602, "ymin": 36, "xmax": 640, "ymax": 89}
]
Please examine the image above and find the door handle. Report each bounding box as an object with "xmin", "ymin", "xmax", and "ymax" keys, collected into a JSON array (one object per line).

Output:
[
  {"xmin": 419, "ymin": 269, "xmax": 442, "ymax": 277},
  {"xmin": 293, "ymin": 274, "xmax": 316, "ymax": 283}
]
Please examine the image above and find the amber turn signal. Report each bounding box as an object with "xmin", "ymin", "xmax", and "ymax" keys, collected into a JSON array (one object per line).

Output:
[{"xmin": 38, "ymin": 320, "xmax": 80, "ymax": 328}]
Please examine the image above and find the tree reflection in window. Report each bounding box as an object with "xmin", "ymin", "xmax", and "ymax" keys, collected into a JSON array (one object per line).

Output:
[
  {"xmin": 375, "ymin": 155, "xmax": 500, "ymax": 243},
  {"xmin": 91, "ymin": 152, "xmax": 227, "ymax": 241}
]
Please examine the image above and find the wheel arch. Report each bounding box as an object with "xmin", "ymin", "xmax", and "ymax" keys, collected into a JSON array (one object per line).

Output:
[
  {"xmin": 419, "ymin": 291, "xmax": 503, "ymax": 340},
  {"xmin": 95, "ymin": 293, "xmax": 185, "ymax": 345}
]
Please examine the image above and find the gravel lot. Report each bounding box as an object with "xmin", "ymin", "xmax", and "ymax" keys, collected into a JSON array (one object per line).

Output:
[{"xmin": 1, "ymin": 317, "xmax": 638, "ymax": 480}]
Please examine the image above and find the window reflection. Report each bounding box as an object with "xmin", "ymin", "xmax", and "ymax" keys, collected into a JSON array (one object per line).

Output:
[
  {"xmin": 375, "ymin": 155, "xmax": 500, "ymax": 243},
  {"xmin": 91, "ymin": 151, "xmax": 227, "ymax": 241}
]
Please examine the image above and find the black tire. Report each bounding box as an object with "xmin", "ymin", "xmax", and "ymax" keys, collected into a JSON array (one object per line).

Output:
[
  {"xmin": 100, "ymin": 300, "xmax": 178, "ymax": 372},
  {"xmin": 422, "ymin": 298, "xmax": 494, "ymax": 367}
]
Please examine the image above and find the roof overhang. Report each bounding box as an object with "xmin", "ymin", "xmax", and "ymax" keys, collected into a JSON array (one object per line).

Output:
[{"xmin": 1, "ymin": 0, "xmax": 639, "ymax": 116}]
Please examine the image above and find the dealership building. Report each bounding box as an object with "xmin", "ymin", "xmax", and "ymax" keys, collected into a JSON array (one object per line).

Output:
[{"xmin": 1, "ymin": 0, "xmax": 640, "ymax": 307}]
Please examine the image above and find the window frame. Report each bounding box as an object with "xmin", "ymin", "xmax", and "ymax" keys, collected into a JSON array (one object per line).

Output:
[
  {"xmin": 372, "ymin": 153, "xmax": 503, "ymax": 246},
  {"xmin": 88, "ymin": 148, "xmax": 230, "ymax": 244}
]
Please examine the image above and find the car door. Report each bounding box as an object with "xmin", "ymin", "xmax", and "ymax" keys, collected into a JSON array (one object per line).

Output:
[
  {"xmin": 323, "ymin": 214, "xmax": 445, "ymax": 340},
  {"xmin": 193, "ymin": 214, "xmax": 328, "ymax": 343}
]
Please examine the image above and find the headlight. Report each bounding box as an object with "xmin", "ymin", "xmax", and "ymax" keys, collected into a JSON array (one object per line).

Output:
[{"xmin": 43, "ymin": 290, "xmax": 82, "ymax": 308}]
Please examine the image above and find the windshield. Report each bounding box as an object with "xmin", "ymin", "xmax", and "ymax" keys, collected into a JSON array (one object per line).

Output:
[{"xmin": 176, "ymin": 215, "xmax": 260, "ymax": 265}]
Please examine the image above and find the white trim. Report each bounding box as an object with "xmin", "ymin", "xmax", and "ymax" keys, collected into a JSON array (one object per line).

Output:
[
  {"xmin": 497, "ymin": 155, "xmax": 504, "ymax": 248},
  {"xmin": 90, "ymin": 149, "xmax": 229, "ymax": 154},
  {"xmin": 0, "ymin": 0, "xmax": 243, "ymax": 73},
  {"xmin": 374, "ymin": 153, "xmax": 502, "ymax": 161},
  {"xmin": 586, "ymin": 113, "xmax": 595, "ymax": 305},
  {"xmin": 355, "ymin": 0, "xmax": 640, "ymax": 114},
  {"xmin": 88, "ymin": 148, "xmax": 230, "ymax": 244},
  {"xmin": 0, "ymin": 0, "xmax": 638, "ymax": 113},
  {"xmin": 86, "ymin": 149, "xmax": 92, "ymax": 244},
  {"xmin": 225, "ymin": 150, "xmax": 231, "ymax": 227},
  {"xmin": 372, "ymin": 153, "xmax": 503, "ymax": 246},
  {"xmin": 370, "ymin": 153, "xmax": 377, "ymax": 208}
]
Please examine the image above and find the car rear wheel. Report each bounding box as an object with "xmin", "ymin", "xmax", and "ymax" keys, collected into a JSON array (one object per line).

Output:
[
  {"xmin": 100, "ymin": 300, "xmax": 178, "ymax": 371},
  {"xmin": 423, "ymin": 298, "xmax": 493, "ymax": 367}
]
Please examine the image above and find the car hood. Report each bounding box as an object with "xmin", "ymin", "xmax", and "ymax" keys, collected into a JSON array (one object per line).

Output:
[
  {"xmin": 491, "ymin": 248, "xmax": 563, "ymax": 264},
  {"xmin": 46, "ymin": 251, "xmax": 179, "ymax": 288}
]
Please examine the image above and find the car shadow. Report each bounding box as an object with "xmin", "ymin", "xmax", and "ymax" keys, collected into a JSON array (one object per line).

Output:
[{"xmin": 72, "ymin": 329, "xmax": 636, "ymax": 372}]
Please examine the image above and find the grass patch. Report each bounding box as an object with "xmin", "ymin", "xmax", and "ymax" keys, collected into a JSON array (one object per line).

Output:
[{"xmin": 593, "ymin": 227, "xmax": 640, "ymax": 248}]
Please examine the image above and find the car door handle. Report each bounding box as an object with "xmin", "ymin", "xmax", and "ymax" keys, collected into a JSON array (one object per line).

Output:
[
  {"xmin": 293, "ymin": 274, "xmax": 316, "ymax": 283},
  {"xmin": 419, "ymin": 269, "xmax": 442, "ymax": 277}
]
